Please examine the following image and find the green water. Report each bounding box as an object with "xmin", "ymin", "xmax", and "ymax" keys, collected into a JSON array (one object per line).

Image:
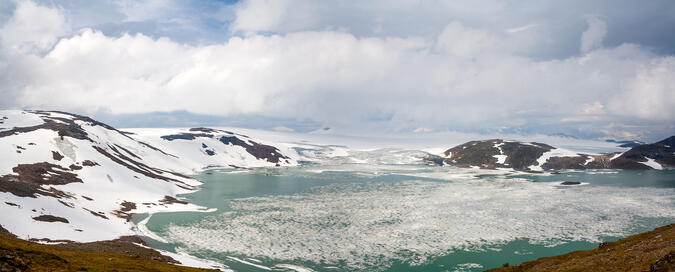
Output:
[{"xmin": 139, "ymin": 166, "xmax": 675, "ymax": 272}]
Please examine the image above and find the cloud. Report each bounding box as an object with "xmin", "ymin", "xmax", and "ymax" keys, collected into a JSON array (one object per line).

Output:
[
  {"xmin": 436, "ymin": 22, "xmax": 501, "ymax": 57},
  {"xmin": 273, "ymin": 126, "xmax": 294, "ymax": 132},
  {"xmin": 0, "ymin": 0, "xmax": 69, "ymax": 54},
  {"xmin": 580, "ymin": 17, "xmax": 607, "ymax": 53},
  {"xmin": 609, "ymin": 56, "xmax": 675, "ymax": 120},
  {"xmin": 232, "ymin": 0, "xmax": 289, "ymax": 35},
  {"xmin": 580, "ymin": 102, "xmax": 605, "ymax": 115},
  {"xmin": 506, "ymin": 24, "xmax": 537, "ymax": 33},
  {"xmin": 1, "ymin": 0, "xmax": 674, "ymax": 141}
]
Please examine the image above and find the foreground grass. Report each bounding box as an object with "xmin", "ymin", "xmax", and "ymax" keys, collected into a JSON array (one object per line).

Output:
[
  {"xmin": 488, "ymin": 224, "xmax": 674, "ymax": 272},
  {"xmin": 0, "ymin": 232, "xmax": 217, "ymax": 272},
  {"xmin": 1, "ymin": 225, "xmax": 673, "ymax": 271}
]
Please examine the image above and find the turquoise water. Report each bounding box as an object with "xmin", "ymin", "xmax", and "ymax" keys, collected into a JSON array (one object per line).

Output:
[{"xmin": 139, "ymin": 166, "xmax": 675, "ymax": 272}]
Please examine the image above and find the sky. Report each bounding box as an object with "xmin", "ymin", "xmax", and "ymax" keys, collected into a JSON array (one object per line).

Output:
[{"xmin": 0, "ymin": 0, "xmax": 674, "ymax": 141}]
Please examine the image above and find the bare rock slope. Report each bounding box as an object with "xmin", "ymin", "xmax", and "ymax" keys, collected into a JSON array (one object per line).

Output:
[{"xmin": 431, "ymin": 137, "xmax": 674, "ymax": 171}]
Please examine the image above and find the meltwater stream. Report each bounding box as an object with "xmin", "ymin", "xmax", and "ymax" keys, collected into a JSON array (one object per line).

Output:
[{"xmin": 138, "ymin": 165, "xmax": 675, "ymax": 272}]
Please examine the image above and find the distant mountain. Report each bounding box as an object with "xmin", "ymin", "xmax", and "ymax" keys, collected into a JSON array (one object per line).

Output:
[
  {"xmin": 427, "ymin": 137, "xmax": 674, "ymax": 171},
  {"xmin": 0, "ymin": 110, "xmax": 296, "ymax": 243},
  {"xmin": 605, "ymin": 139, "xmax": 646, "ymax": 148}
]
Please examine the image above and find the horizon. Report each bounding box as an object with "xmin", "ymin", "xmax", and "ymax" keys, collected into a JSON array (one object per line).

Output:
[{"xmin": 1, "ymin": 0, "xmax": 674, "ymax": 142}]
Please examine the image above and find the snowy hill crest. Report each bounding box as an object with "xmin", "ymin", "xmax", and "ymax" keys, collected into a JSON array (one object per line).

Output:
[{"xmin": 0, "ymin": 110, "xmax": 296, "ymax": 242}]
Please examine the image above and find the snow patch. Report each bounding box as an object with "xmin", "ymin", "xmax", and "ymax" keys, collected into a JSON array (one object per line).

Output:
[
  {"xmin": 529, "ymin": 148, "xmax": 580, "ymax": 171},
  {"xmin": 639, "ymin": 158, "xmax": 663, "ymax": 170}
]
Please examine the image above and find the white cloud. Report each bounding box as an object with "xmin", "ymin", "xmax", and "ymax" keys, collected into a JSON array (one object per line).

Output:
[
  {"xmin": 0, "ymin": 0, "xmax": 69, "ymax": 54},
  {"xmin": 273, "ymin": 126, "xmax": 294, "ymax": 132},
  {"xmin": 580, "ymin": 17, "xmax": 607, "ymax": 53},
  {"xmin": 609, "ymin": 57, "xmax": 675, "ymax": 120},
  {"xmin": 1, "ymin": 0, "xmax": 674, "ymax": 140},
  {"xmin": 580, "ymin": 102, "xmax": 605, "ymax": 115},
  {"xmin": 232, "ymin": 0, "xmax": 290, "ymax": 35},
  {"xmin": 436, "ymin": 22, "xmax": 501, "ymax": 58}
]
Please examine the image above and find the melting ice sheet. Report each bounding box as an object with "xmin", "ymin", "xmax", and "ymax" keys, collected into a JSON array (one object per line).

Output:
[{"xmin": 156, "ymin": 168, "xmax": 675, "ymax": 270}]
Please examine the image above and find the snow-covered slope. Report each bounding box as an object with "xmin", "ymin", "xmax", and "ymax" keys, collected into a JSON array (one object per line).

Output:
[
  {"xmin": 0, "ymin": 110, "xmax": 295, "ymax": 242},
  {"xmin": 125, "ymin": 127, "xmax": 298, "ymax": 172}
]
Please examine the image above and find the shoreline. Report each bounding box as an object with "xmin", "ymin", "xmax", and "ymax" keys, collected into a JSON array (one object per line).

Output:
[{"xmin": 2, "ymin": 222, "xmax": 673, "ymax": 271}]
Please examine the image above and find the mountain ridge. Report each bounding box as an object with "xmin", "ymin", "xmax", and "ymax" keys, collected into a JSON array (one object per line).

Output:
[{"xmin": 427, "ymin": 137, "xmax": 673, "ymax": 171}]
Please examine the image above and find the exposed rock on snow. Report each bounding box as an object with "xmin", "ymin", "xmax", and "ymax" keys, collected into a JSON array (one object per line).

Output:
[
  {"xmin": 128, "ymin": 127, "xmax": 297, "ymax": 171},
  {"xmin": 0, "ymin": 110, "xmax": 296, "ymax": 243},
  {"xmin": 432, "ymin": 137, "xmax": 673, "ymax": 171}
]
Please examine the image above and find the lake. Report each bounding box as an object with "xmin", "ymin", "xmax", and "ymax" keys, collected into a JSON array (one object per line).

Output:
[{"xmin": 138, "ymin": 164, "xmax": 675, "ymax": 271}]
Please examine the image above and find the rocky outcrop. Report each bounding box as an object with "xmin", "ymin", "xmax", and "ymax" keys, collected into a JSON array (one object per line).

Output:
[
  {"xmin": 440, "ymin": 139, "xmax": 556, "ymax": 171},
  {"xmin": 431, "ymin": 136, "xmax": 674, "ymax": 171},
  {"xmin": 0, "ymin": 162, "xmax": 83, "ymax": 198}
]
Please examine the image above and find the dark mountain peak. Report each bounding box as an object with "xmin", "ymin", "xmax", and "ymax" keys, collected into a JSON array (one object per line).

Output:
[
  {"xmin": 655, "ymin": 136, "xmax": 675, "ymax": 146},
  {"xmin": 435, "ymin": 135, "xmax": 675, "ymax": 171}
]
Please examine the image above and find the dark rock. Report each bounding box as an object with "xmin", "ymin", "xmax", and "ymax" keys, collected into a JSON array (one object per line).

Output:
[
  {"xmin": 159, "ymin": 196, "xmax": 188, "ymax": 205},
  {"xmin": 650, "ymin": 252, "xmax": 674, "ymax": 272},
  {"xmin": 113, "ymin": 201, "xmax": 137, "ymax": 221},
  {"xmin": 219, "ymin": 136, "xmax": 290, "ymax": 164},
  {"xmin": 0, "ymin": 162, "xmax": 83, "ymax": 198},
  {"xmin": 443, "ymin": 140, "xmax": 502, "ymax": 169},
  {"xmin": 81, "ymin": 160, "xmax": 98, "ymax": 167},
  {"xmin": 189, "ymin": 127, "xmax": 221, "ymax": 133},
  {"xmin": 160, "ymin": 133, "xmax": 212, "ymax": 141},
  {"xmin": 560, "ymin": 181, "xmax": 581, "ymax": 185},
  {"xmin": 58, "ymin": 200, "xmax": 74, "ymax": 208},
  {"xmin": 52, "ymin": 151, "xmax": 64, "ymax": 161},
  {"xmin": 542, "ymin": 156, "xmax": 586, "ymax": 170},
  {"xmin": 112, "ymin": 144, "xmax": 142, "ymax": 160},
  {"xmin": 32, "ymin": 215, "xmax": 69, "ymax": 223},
  {"xmin": 119, "ymin": 201, "xmax": 136, "ymax": 212},
  {"xmin": 83, "ymin": 208, "xmax": 108, "ymax": 220},
  {"xmin": 501, "ymin": 141, "xmax": 553, "ymax": 170}
]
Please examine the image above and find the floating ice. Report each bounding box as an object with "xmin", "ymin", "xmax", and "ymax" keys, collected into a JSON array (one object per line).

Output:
[{"xmin": 163, "ymin": 175, "xmax": 675, "ymax": 270}]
